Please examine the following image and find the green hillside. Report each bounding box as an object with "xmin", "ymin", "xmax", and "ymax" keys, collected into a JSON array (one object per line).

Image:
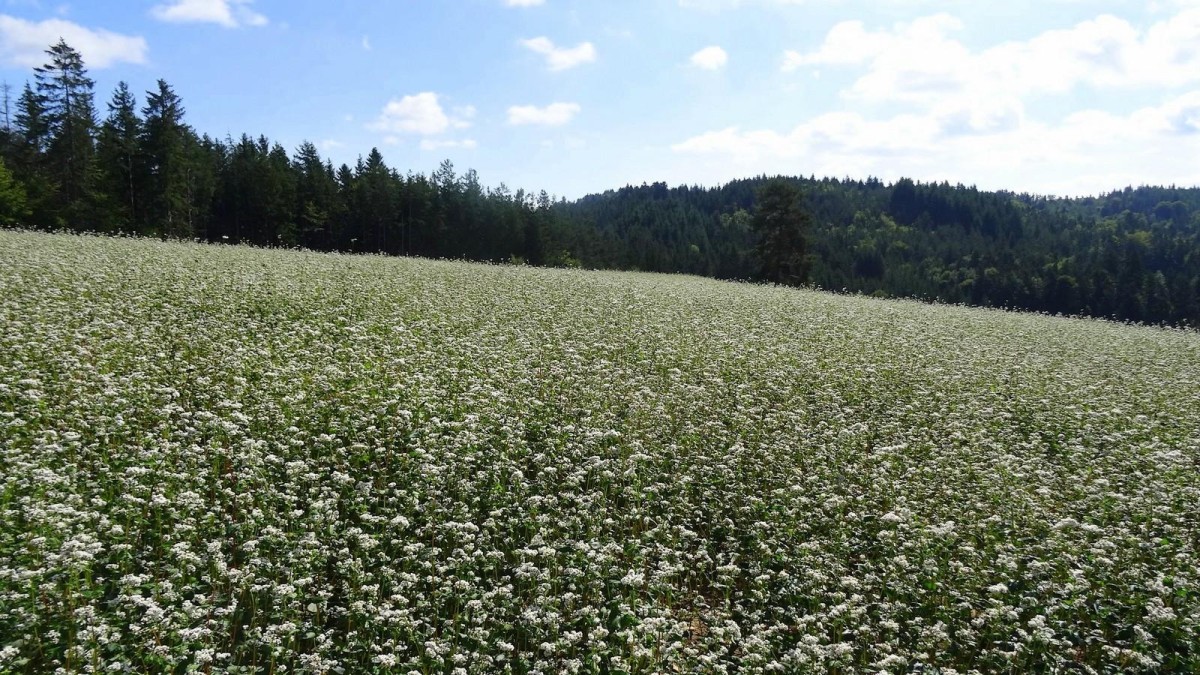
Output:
[{"xmin": 1, "ymin": 231, "xmax": 1198, "ymax": 673}]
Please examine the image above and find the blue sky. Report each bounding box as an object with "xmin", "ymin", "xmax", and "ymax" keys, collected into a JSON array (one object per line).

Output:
[{"xmin": 2, "ymin": 0, "xmax": 1199, "ymax": 198}]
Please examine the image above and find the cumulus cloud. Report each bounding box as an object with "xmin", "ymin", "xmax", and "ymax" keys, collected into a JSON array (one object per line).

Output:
[
  {"xmin": 370, "ymin": 93, "xmax": 473, "ymax": 136},
  {"xmin": 671, "ymin": 90, "xmax": 1200, "ymax": 196},
  {"xmin": 690, "ymin": 45, "xmax": 728, "ymax": 70},
  {"xmin": 0, "ymin": 15, "xmax": 148, "ymax": 68},
  {"xmin": 690, "ymin": 6, "xmax": 1200, "ymax": 195},
  {"xmin": 785, "ymin": 10, "xmax": 1200, "ymax": 101},
  {"xmin": 151, "ymin": 0, "xmax": 268, "ymax": 28},
  {"xmin": 520, "ymin": 36, "xmax": 596, "ymax": 71},
  {"xmin": 507, "ymin": 102, "xmax": 582, "ymax": 126}
]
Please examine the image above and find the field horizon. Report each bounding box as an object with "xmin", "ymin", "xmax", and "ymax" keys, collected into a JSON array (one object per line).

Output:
[{"xmin": 1, "ymin": 230, "xmax": 1198, "ymax": 672}]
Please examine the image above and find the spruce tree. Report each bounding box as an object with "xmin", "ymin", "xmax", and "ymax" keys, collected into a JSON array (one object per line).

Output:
[
  {"xmin": 751, "ymin": 179, "xmax": 811, "ymax": 286},
  {"xmin": 13, "ymin": 83, "xmax": 55, "ymax": 226},
  {"xmin": 293, "ymin": 141, "xmax": 338, "ymax": 249},
  {"xmin": 96, "ymin": 82, "xmax": 143, "ymax": 231},
  {"xmin": 141, "ymin": 79, "xmax": 191, "ymax": 237},
  {"xmin": 34, "ymin": 39, "xmax": 98, "ymax": 227}
]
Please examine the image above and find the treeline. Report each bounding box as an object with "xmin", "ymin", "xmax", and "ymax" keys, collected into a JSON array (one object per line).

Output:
[
  {"xmin": 0, "ymin": 40, "xmax": 572, "ymax": 265},
  {"xmin": 557, "ymin": 178, "xmax": 1200, "ymax": 325},
  {"xmin": 2, "ymin": 40, "xmax": 1199, "ymax": 326}
]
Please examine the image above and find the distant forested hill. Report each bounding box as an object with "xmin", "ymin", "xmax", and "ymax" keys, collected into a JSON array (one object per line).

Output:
[
  {"xmin": 554, "ymin": 178, "xmax": 1200, "ymax": 326},
  {"xmin": 2, "ymin": 40, "xmax": 1198, "ymax": 325}
]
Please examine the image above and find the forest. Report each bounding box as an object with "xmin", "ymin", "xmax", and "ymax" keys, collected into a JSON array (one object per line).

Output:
[{"xmin": 2, "ymin": 40, "xmax": 1198, "ymax": 326}]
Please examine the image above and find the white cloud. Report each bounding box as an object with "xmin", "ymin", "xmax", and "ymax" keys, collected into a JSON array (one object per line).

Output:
[
  {"xmin": 671, "ymin": 90, "xmax": 1200, "ymax": 196},
  {"xmin": 505, "ymin": 0, "xmax": 545, "ymax": 6},
  {"xmin": 318, "ymin": 139, "xmax": 345, "ymax": 152},
  {"xmin": 370, "ymin": 92, "xmax": 473, "ymax": 136},
  {"xmin": 150, "ymin": 0, "xmax": 267, "ymax": 28},
  {"xmin": 507, "ymin": 102, "xmax": 582, "ymax": 126},
  {"xmin": 731, "ymin": 6, "xmax": 1200, "ymax": 195},
  {"xmin": 361, "ymin": 35, "xmax": 371, "ymax": 51},
  {"xmin": 785, "ymin": 10, "xmax": 1200, "ymax": 102},
  {"xmin": 520, "ymin": 36, "xmax": 596, "ymax": 71},
  {"xmin": 0, "ymin": 15, "xmax": 148, "ymax": 68},
  {"xmin": 690, "ymin": 45, "xmax": 728, "ymax": 70},
  {"xmin": 420, "ymin": 138, "xmax": 479, "ymax": 151}
]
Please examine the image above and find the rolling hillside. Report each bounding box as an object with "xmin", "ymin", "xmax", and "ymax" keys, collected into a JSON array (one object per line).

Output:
[{"xmin": 1, "ymin": 231, "xmax": 1198, "ymax": 673}]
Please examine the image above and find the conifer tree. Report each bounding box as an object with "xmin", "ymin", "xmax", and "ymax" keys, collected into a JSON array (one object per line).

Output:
[
  {"xmin": 141, "ymin": 79, "xmax": 191, "ymax": 237},
  {"xmin": 293, "ymin": 141, "xmax": 338, "ymax": 249},
  {"xmin": 96, "ymin": 82, "xmax": 143, "ymax": 231},
  {"xmin": 751, "ymin": 179, "xmax": 811, "ymax": 286},
  {"xmin": 13, "ymin": 83, "xmax": 55, "ymax": 226},
  {"xmin": 356, "ymin": 148, "xmax": 395, "ymax": 252},
  {"xmin": 35, "ymin": 39, "xmax": 98, "ymax": 227}
]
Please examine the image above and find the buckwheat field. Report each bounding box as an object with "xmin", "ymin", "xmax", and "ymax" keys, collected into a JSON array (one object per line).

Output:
[{"xmin": 1, "ymin": 231, "xmax": 1198, "ymax": 674}]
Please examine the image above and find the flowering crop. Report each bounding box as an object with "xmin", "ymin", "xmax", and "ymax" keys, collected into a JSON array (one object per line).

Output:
[{"xmin": 1, "ymin": 231, "xmax": 1198, "ymax": 674}]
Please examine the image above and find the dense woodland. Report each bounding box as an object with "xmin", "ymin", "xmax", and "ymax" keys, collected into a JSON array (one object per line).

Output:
[{"xmin": 2, "ymin": 41, "xmax": 1199, "ymax": 325}]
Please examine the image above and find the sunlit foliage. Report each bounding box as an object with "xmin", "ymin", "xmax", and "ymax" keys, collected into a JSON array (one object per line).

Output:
[{"xmin": 1, "ymin": 231, "xmax": 1198, "ymax": 673}]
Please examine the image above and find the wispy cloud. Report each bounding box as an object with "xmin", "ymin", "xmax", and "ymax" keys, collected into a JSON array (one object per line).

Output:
[
  {"xmin": 150, "ymin": 0, "xmax": 268, "ymax": 28},
  {"xmin": 520, "ymin": 36, "xmax": 596, "ymax": 71},
  {"xmin": 508, "ymin": 102, "xmax": 582, "ymax": 126}
]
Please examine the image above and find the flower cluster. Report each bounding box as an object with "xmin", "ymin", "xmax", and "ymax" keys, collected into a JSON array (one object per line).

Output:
[{"xmin": 1, "ymin": 231, "xmax": 1198, "ymax": 673}]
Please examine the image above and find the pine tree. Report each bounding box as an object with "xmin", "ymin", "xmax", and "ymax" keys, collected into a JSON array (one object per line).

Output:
[
  {"xmin": 141, "ymin": 79, "xmax": 191, "ymax": 237},
  {"xmin": 34, "ymin": 39, "xmax": 98, "ymax": 227},
  {"xmin": 13, "ymin": 83, "xmax": 49, "ymax": 157},
  {"xmin": 266, "ymin": 140, "xmax": 298, "ymax": 246},
  {"xmin": 751, "ymin": 179, "xmax": 811, "ymax": 286},
  {"xmin": 334, "ymin": 163, "xmax": 355, "ymax": 249},
  {"xmin": 293, "ymin": 141, "xmax": 338, "ymax": 249},
  {"xmin": 356, "ymin": 148, "xmax": 394, "ymax": 253},
  {"xmin": 13, "ymin": 83, "xmax": 55, "ymax": 226},
  {"xmin": 96, "ymin": 82, "xmax": 143, "ymax": 231}
]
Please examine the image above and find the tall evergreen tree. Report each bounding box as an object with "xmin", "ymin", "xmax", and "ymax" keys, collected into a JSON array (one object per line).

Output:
[
  {"xmin": 34, "ymin": 39, "xmax": 98, "ymax": 227},
  {"xmin": 355, "ymin": 148, "xmax": 395, "ymax": 253},
  {"xmin": 96, "ymin": 82, "xmax": 143, "ymax": 231},
  {"xmin": 12, "ymin": 83, "xmax": 55, "ymax": 226},
  {"xmin": 293, "ymin": 141, "xmax": 338, "ymax": 249},
  {"xmin": 265, "ymin": 140, "xmax": 297, "ymax": 245},
  {"xmin": 751, "ymin": 179, "xmax": 811, "ymax": 286},
  {"xmin": 13, "ymin": 83, "xmax": 49, "ymax": 157},
  {"xmin": 141, "ymin": 79, "xmax": 192, "ymax": 237}
]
